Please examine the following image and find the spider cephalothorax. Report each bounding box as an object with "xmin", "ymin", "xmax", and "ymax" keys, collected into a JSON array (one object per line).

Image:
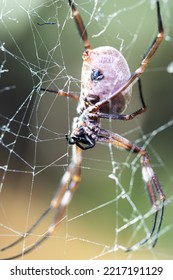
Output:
[{"xmin": 66, "ymin": 113, "xmax": 100, "ymax": 150}]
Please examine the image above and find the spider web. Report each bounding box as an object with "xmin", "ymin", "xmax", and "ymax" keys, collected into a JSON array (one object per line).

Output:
[{"xmin": 0, "ymin": 0, "xmax": 173, "ymax": 260}]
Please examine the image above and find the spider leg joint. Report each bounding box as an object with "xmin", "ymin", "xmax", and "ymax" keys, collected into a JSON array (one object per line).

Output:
[
  {"xmin": 142, "ymin": 166, "xmax": 154, "ymax": 183},
  {"xmin": 61, "ymin": 190, "xmax": 72, "ymax": 207}
]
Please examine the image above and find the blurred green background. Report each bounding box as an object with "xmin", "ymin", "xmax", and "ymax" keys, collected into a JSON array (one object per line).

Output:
[{"xmin": 0, "ymin": 0, "xmax": 173, "ymax": 259}]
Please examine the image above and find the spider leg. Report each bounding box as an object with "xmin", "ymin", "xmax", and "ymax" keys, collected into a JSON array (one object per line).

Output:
[
  {"xmin": 1, "ymin": 144, "xmax": 82, "ymax": 259},
  {"xmin": 40, "ymin": 88, "xmax": 79, "ymax": 101},
  {"xmin": 68, "ymin": 0, "xmax": 91, "ymax": 50},
  {"xmin": 92, "ymin": 0, "xmax": 163, "ymax": 112},
  {"xmin": 94, "ymin": 79, "xmax": 147, "ymax": 121},
  {"xmin": 0, "ymin": 206, "xmax": 52, "ymax": 253},
  {"xmin": 97, "ymin": 128, "xmax": 165, "ymax": 250}
]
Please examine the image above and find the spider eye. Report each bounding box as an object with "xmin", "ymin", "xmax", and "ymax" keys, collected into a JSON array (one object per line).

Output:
[{"xmin": 91, "ymin": 69, "xmax": 104, "ymax": 81}]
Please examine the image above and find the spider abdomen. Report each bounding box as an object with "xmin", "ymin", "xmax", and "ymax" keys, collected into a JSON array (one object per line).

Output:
[{"xmin": 78, "ymin": 46, "xmax": 132, "ymax": 114}]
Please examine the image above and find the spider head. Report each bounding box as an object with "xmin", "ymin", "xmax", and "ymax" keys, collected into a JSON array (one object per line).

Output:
[{"xmin": 66, "ymin": 130, "xmax": 95, "ymax": 150}]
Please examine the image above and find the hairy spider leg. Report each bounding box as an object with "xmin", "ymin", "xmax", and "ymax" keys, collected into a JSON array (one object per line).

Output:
[
  {"xmin": 95, "ymin": 78, "xmax": 147, "ymax": 121},
  {"xmin": 68, "ymin": 0, "xmax": 91, "ymax": 50},
  {"xmin": 0, "ymin": 145, "xmax": 82, "ymax": 260},
  {"xmin": 40, "ymin": 0, "xmax": 92, "ymax": 96},
  {"xmin": 97, "ymin": 128, "xmax": 165, "ymax": 251},
  {"xmin": 92, "ymin": 0, "xmax": 164, "ymax": 114},
  {"xmin": 40, "ymin": 88, "xmax": 80, "ymax": 101}
]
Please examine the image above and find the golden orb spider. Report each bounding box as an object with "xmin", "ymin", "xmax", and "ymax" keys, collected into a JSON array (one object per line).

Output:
[{"xmin": 1, "ymin": 0, "xmax": 165, "ymax": 259}]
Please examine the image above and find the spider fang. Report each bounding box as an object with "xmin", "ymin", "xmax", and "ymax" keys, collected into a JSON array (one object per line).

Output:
[{"xmin": 66, "ymin": 131, "xmax": 95, "ymax": 150}]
